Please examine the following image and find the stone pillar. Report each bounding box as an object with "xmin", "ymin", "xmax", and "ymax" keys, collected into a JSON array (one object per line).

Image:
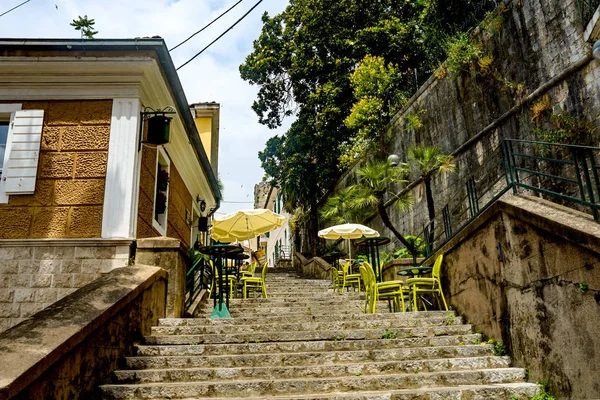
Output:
[{"xmin": 135, "ymin": 237, "xmax": 188, "ymax": 318}]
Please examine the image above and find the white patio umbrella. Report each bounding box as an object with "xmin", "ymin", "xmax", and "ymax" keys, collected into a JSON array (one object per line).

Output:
[
  {"xmin": 211, "ymin": 208, "xmax": 286, "ymax": 242},
  {"xmin": 318, "ymin": 223, "xmax": 380, "ymax": 261}
]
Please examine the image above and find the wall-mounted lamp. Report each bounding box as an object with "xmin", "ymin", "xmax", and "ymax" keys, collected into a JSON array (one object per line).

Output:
[
  {"xmin": 387, "ymin": 154, "xmax": 400, "ymax": 167},
  {"xmin": 593, "ymin": 40, "xmax": 600, "ymax": 61},
  {"xmin": 196, "ymin": 196, "xmax": 207, "ymax": 212},
  {"xmin": 139, "ymin": 106, "xmax": 176, "ymax": 150}
]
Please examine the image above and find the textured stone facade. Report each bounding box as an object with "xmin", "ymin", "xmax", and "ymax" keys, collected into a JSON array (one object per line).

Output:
[
  {"xmin": 167, "ymin": 166, "xmax": 193, "ymax": 247},
  {"xmin": 0, "ymin": 239, "xmax": 132, "ymax": 333},
  {"xmin": 0, "ymin": 100, "xmax": 111, "ymax": 239},
  {"xmin": 440, "ymin": 196, "xmax": 600, "ymax": 398},
  {"xmin": 0, "ymin": 265, "xmax": 166, "ymax": 400},
  {"xmin": 137, "ymin": 145, "xmax": 193, "ymax": 248}
]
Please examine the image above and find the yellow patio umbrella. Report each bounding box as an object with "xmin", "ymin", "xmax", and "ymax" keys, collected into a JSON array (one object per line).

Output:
[
  {"xmin": 318, "ymin": 223, "xmax": 380, "ymax": 261},
  {"xmin": 211, "ymin": 208, "xmax": 286, "ymax": 242}
]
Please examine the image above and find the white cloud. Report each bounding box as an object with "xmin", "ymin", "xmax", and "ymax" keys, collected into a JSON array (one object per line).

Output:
[{"xmin": 0, "ymin": 0, "xmax": 291, "ymax": 215}]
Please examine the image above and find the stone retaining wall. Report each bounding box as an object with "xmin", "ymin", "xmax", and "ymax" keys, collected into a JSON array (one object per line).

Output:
[
  {"xmin": 0, "ymin": 239, "xmax": 133, "ymax": 333},
  {"xmin": 440, "ymin": 195, "xmax": 600, "ymax": 398},
  {"xmin": 298, "ymin": 256, "xmax": 332, "ymax": 281},
  {"xmin": 0, "ymin": 264, "xmax": 166, "ymax": 400}
]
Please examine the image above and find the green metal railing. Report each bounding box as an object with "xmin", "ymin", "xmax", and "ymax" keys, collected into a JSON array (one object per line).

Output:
[
  {"xmin": 185, "ymin": 255, "xmax": 211, "ymax": 310},
  {"xmin": 415, "ymin": 139, "xmax": 600, "ymax": 263},
  {"xmin": 576, "ymin": 0, "xmax": 600, "ymax": 26}
]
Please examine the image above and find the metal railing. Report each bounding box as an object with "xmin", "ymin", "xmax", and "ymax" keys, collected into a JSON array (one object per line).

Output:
[
  {"xmin": 576, "ymin": 0, "xmax": 600, "ymax": 26},
  {"xmin": 274, "ymin": 245, "xmax": 291, "ymax": 264},
  {"xmin": 185, "ymin": 256, "xmax": 212, "ymax": 310},
  {"xmin": 412, "ymin": 139, "xmax": 600, "ymax": 263}
]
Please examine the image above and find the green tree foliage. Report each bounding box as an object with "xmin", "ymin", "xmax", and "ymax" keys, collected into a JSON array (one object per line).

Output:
[
  {"xmin": 349, "ymin": 160, "xmax": 416, "ymax": 259},
  {"xmin": 244, "ymin": 0, "xmax": 490, "ymax": 254},
  {"xmin": 70, "ymin": 15, "xmax": 98, "ymax": 39},
  {"xmin": 341, "ymin": 55, "xmax": 408, "ymax": 168},
  {"xmin": 320, "ymin": 186, "xmax": 364, "ymax": 225}
]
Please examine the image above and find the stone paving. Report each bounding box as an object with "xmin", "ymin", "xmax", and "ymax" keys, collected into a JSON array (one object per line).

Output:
[{"xmin": 100, "ymin": 271, "xmax": 538, "ymax": 399}]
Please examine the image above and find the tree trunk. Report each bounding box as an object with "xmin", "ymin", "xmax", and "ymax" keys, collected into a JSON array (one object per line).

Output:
[
  {"xmin": 376, "ymin": 196, "xmax": 417, "ymax": 264},
  {"xmin": 306, "ymin": 197, "xmax": 319, "ymax": 256},
  {"xmin": 424, "ymin": 175, "xmax": 435, "ymax": 249}
]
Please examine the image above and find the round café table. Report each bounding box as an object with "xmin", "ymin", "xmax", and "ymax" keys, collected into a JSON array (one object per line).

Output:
[
  {"xmin": 355, "ymin": 236, "xmax": 390, "ymax": 282},
  {"xmin": 397, "ymin": 266, "xmax": 434, "ymax": 310},
  {"xmin": 397, "ymin": 266, "xmax": 433, "ymax": 277},
  {"xmin": 199, "ymin": 243, "xmax": 241, "ymax": 318},
  {"xmin": 227, "ymin": 252, "xmax": 250, "ymax": 281},
  {"xmin": 323, "ymin": 251, "xmax": 346, "ymax": 270}
]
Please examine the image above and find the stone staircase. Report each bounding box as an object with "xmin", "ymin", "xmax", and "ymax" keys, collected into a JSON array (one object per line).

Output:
[{"xmin": 100, "ymin": 272, "xmax": 538, "ymax": 399}]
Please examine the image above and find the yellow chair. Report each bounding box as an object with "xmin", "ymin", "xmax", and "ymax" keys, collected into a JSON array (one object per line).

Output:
[
  {"xmin": 359, "ymin": 264, "xmax": 376, "ymax": 313},
  {"xmin": 241, "ymin": 262, "xmax": 268, "ymax": 299},
  {"xmin": 211, "ymin": 260, "xmax": 238, "ymax": 298},
  {"xmin": 406, "ymin": 254, "xmax": 448, "ymax": 311},
  {"xmin": 360, "ymin": 262, "xmax": 407, "ymax": 313},
  {"xmin": 241, "ymin": 262, "xmax": 257, "ymax": 279},
  {"xmin": 341, "ymin": 261, "xmax": 361, "ymax": 292},
  {"xmin": 331, "ymin": 267, "xmax": 344, "ymax": 293}
]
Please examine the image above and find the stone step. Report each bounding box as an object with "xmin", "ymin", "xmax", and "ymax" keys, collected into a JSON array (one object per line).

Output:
[
  {"xmin": 195, "ymin": 308, "xmax": 399, "ymax": 319},
  {"xmin": 113, "ymin": 356, "xmax": 511, "ymax": 383},
  {"xmin": 150, "ymin": 316, "xmax": 464, "ymax": 336},
  {"xmin": 202, "ymin": 297, "xmax": 363, "ymax": 305},
  {"xmin": 99, "ymin": 368, "xmax": 528, "ymax": 398},
  {"xmin": 195, "ymin": 303, "xmax": 369, "ymax": 315},
  {"xmin": 125, "ymin": 383, "xmax": 539, "ymax": 399},
  {"xmin": 127, "ymin": 344, "xmax": 496, "ymax": 370},
  {"xmin": 144, "ymin": 324, "xmax": 474, "ymax": 345},
  {"xmin": 136, "ymin": 334, "xmax": 485, "ymax": 357},
  {"xmin": 157, "ymin": 311, "xmax": 455, "ymax": 327},
  {"xmin": 226, "ymin": 296, "xmax": 363, "ymax": 304}
]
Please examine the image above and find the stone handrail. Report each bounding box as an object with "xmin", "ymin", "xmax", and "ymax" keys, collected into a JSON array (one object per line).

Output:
[{"xmin": 0, "ymin": 265, "xmax": 166, "ymax": 400}]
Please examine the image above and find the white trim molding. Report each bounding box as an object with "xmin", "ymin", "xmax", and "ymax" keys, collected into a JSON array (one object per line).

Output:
[
  {"xmin": 0, "ymin": 103, "xmax": 22, "ymax": 204},
  {"xmin": 102, "ymin": 98, "xmax": 141, "ymax": 239},
  {"xmin": 152, "ymin": 146, "xmax": 170, "ymax": 236}
]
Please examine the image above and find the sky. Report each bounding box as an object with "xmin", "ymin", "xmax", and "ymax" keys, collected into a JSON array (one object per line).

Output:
[{"xmin": 0, "ymin": 0, "xmax": 291, "ymax": 216}]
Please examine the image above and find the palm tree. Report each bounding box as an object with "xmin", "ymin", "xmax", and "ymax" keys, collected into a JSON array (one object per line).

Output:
[
  {"xmin": 320, "ymin": 186, "xmax": 364, "ymax": 225},
  {"xmin": 408, "ymin": 146, "xmax": 456, "ymax": 246},
  {"xmin": 350, "ymin": 160, "xmax": 416, "ymax": 259}
]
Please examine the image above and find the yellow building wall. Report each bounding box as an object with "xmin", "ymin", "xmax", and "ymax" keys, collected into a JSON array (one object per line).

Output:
[
  {"xmin": 194, "ymin": 117, "xmax": 212, "ymax": 162},
  {"xmin": 0, "ymin": 100, "xmax": 111, "ymax": 239},
  {"xmin": 136, "ymin": 145, "xmax": 193, "ymax": 249}
]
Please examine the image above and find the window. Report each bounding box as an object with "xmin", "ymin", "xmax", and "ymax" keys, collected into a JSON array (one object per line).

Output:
[
  {"xmin": 0, "ymin": 104, "xmax": 47, "ymax": 204},
  {"xmin": 152, "ymin": 147, "xmax": 170, "ymax": 236}
]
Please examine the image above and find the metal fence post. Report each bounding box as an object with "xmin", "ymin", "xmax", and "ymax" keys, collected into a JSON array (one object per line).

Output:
[{"xmin": 442, "ymin": 205, "xmax": 452, "ymax": 240}]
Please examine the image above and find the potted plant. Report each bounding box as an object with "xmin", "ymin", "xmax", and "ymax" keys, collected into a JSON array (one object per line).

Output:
[
  {"xmin": 155, "ymin": 191, "xmax": 167, "ymax": 216},
  {"xmin": 157, "ymin": 169, "xmax": 169, "ymax": 191}
]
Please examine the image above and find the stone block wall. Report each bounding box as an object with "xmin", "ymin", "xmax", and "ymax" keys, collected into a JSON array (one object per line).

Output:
[
  {"xmin": 0, "ymin": 100, "xmax": 111, "ymax": 239},
  {"xmin": 326, "ymin": 0, "xmax": 600, "ymax": 253},
  {"xmin": 299, "ymin": 257, "xmax": 332, "ymax": 281},
  {"xmin": 137, "ymin": 144, "xmax": 158, "ymax": 240},
  {"xmin": 440, "ymin": 195, "xmax": 600, "ymax": 398},
  {"xmin": 0, "ymin": 265, "xmax": 166, "ymax": 400},
  {"xmin": 0, "ymin": 239, "xmax": 132, "ymax": 333},
  {"xmin": 137, "ymin": 146, "xmax": 193, "ymax": 248},
  {"xmin": 167, "ymin": 166, "xmax": 193, "ymax": 247}
]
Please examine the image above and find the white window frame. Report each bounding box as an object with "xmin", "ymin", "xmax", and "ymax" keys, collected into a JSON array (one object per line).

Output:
[
  {"xmin": 0, "ymin": 104, "xmax": 23, "ymax": 204},
  {"xmin": 190, "ymin": 199, "xmax": 201, "ymax": 247},
  {"xmin": 152, "ymin": 146, "xmax": 170, "ymax": 236}
]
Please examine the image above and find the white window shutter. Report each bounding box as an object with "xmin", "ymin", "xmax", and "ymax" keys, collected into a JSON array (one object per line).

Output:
[{"xmin": 3, "ymin": 110, "xmax": 44, "ymax": 195}]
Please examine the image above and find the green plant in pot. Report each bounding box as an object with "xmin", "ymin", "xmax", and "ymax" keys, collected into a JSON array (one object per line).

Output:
[
  {"xmin": 155, "ymin": 191, "xmax": 167, "ymax": 216},
  {"xmin": 157, "ymin": 169, "xmax": 169, "ymax": 191}
]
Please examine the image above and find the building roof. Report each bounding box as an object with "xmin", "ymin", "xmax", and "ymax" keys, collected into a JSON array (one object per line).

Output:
[{"xmin": 0, "ymin": 38, "xmax": 222, "ymax": 205}]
